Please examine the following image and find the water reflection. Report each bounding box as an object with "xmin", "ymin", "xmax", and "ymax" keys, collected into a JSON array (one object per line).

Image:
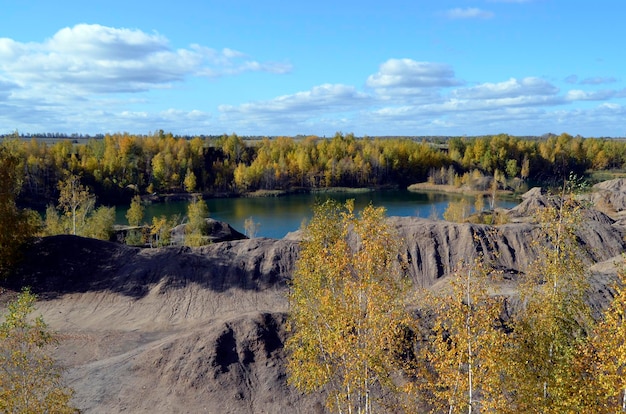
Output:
[{"xmin": 115, "ymin": 190, "xmax": 518, "ymax": 239}]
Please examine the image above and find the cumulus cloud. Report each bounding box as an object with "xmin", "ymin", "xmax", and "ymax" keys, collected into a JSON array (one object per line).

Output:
[
  {"xmin": 452, "ymin": 77, "xmax": 559, "ymax": 99},
  {"xmin": 2, "ymin": 28, "xmax": 624, "ymax": 137},
  {"xmin": 0, "ymin": 24, "xmax": 292, "ymax": 95},
  {"xmin": 565, "ymin": 88, "xmax": 626, "ymax": 101},
  {"xmin": 217, "ymin": 84, "xmax": 372, "ymax": 135},
  {"xmin": 444, "ymin": 8, "xmax": 494, "ymax": 20},
  {"xmin": 0, "ymin": 78, "xmax": 19, "ymax": 96},
  {"xmin": 366, "ymin": 59, "xmax": 461, "ymax": 96},
  {"xmin": 215, "ymin": 61, "xmax": 625, "ymax": 136},
  {"xmin": 220, "ymin": 84, "xmax": 370, "ymax": 115}
]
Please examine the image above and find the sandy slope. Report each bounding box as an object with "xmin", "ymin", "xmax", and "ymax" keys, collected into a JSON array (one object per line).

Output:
[{"xmin": 2, "ymin": 185, "xmax": 626, "ymax": 412}]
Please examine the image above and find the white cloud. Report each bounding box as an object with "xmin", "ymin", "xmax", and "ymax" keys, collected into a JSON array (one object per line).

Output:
[
  {"xmin": 452, "ymin": 77, "xmax": 559, "ymax": 99},
  {"xmin": 0, "ymin": 77, "xmax": 19, "ymax": 96},
  {"xmin": 366, "ymin": 59, "xmax": 461, "ymax": 91},
  {"xmin": 47, "ymin": 24, "xmax": 169, "ymax": 59},
  {"xmin": 217, "ymin": 84, "xmax": 372, "ymax": 135},
  {"xmin": 1, "ymin": 27, "xmax": 624, "ymax": 138},
  {"xmin": 213, "ymin": 62, "xmax": 626, "ymax": 136},
  {"xmin": 444, "ymin": 8, "xmax": 494, "ymax": 20},
  {"xmin": 565, "ymin": 88, "xmax": 626, "ymax": 101},
  {"xmin": 220, "ymin": 84, "xmax": 370, "ymax": 115},
  {"xmin": 0, "ymin": 24, "xmax": 292, "ymax": 96}
]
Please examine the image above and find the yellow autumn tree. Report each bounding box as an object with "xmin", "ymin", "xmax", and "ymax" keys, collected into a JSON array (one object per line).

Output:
[
  {"xmin": 126, "ymin": 194, "xmax": 144, "ymax": 227},
  {"xmin": 0, "ymin": 146, "xmax": 40, "ymax": 276},
  {"xmin": 185, "ymin": 197, "xmax": 209, "ymax": 247},
  {"xmin": 573, "ymin": 264, "xmax": 626, "ymax": 412},
  {"xmin": 150, "ymin": 215, "xmax": 176, "ymax": 247},
  {"xmin": 286, "ymin": 200, "xmax": 411, "ymax": 413},
  {"xmin": 57, "ymin": 174, "xmax": 94, "ymax": 236},
  {"xmin": 501, "ymin": 193, "xmax": 592, "ymax": 413},
  {"xmin": 443, "ymin": 198, "xmax": 471, "ymax": 223},
  {"xmin": 414, "ymin": 256, "xmax": 507, "ymax": 413},
  {"xmin": 0, "ymin": 288, "xmax": 77, "ymax": 413}
]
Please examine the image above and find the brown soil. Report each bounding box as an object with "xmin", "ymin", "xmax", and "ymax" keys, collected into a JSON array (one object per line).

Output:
[{"xmin": 2, "ymin": 185, "xmax": 625, "ymax": 413}]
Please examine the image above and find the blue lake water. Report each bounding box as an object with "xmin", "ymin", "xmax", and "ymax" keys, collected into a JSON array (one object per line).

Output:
[{"xmin": 115, "ymin": 190, "xmax": 519, "ymax": 239}]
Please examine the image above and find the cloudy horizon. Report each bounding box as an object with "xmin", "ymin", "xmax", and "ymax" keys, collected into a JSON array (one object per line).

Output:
[{"xmin": 1, "ymin": 1, "xmax": 625, "ymax": 137}]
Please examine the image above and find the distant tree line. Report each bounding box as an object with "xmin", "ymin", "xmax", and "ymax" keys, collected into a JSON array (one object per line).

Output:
[{"xmin": 4, "ymin": 130, "xmax": 626, "ymax": 208}]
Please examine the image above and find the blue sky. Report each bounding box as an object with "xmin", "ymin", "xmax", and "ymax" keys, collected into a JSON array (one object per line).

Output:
[{"xmin": 1, "ymin": 0, "xmax": 625, "ymax": 137}]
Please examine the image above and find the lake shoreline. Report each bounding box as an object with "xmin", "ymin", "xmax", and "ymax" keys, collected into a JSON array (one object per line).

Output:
[
  {"xmin": 142, "ymin": 185, "xmax": 396, "ymax": 203},
  {"xmin": 407, "ymin": 182, "xmax": 517, "ymax": 197},
  {"xmin": 121, "ymin": 188, "xmax": 521, "ymax": 239}
]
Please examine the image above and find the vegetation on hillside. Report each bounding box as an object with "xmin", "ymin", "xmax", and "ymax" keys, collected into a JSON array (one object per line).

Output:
[
  {"xmin": 287, "ymin": 192, "xmax": 626, "ymax": 413},
  {"xmin": 286, "ymin": 200, "xmax": 412, "ymax": 413},
  {"xmin": 0, "ymin": 146, "xmax": 40, "ymax": 277},
  {"xmin": 0, "ymin": 288, "xmax": 77, "ymax": 413},
  {"xmin": 6, "ymin": 131, "xmax": 626, "ymax": 209}
]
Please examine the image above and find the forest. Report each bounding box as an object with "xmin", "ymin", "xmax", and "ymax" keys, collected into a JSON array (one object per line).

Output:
[{"xmin": 4, "ymin": 130, "xmax": 626, "ymax": 210}]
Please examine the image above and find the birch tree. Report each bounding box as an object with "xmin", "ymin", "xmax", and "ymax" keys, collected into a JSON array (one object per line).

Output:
[
  {"xmin": 0, "ymin": 288, "xmax": 77, "ymax": 413},
  {"xmin": 416, "ymin": 258, "xmax": 507, "ymax": 413},
  {"xmin": 57, "ymin": 174, "xmax": 94, "ymax": 236},
  {"xmin": 502, "ymin": 194, "xmax": 592, "ymax": 413},
  {"xmin": 286, "ymin": 200, "xmax": 411, "ymax": 413},
  {"xmin": 574, "ymin": 265, "xmax": 626, "ymax": 412},
  {"xmin": 185, "ymin": 197, "xmax": 209, "ymax": 246},
  {"xmin": 126, "ymin": 195, "xmax": 144, "ymax": 227}
]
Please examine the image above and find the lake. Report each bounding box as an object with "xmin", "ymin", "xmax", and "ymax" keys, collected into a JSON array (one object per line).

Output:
[{"xmin": 115, "ymin": 190, "xmax": 519, "ymax": 239}]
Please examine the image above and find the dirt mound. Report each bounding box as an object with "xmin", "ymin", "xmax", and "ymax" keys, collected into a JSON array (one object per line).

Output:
[
  {"xmin": 171, "ymin": 218, "xmax": 248, "ymax": 245},
  {"xmin": 507, "ymin": 187, "xmax": 558, "ymax": 219},
  {"xmin": 391, "ymin": 213, "xmax": 624, "ymax": 288},
  {"xmin": 3, "ymin": 236, "xmax": 317, "ymax": 413},
  {"xmin": 58, "ymin": 312, "xmax": 323, "ymax": 414},
  {"xmin": 6, "ymin": 235, "xmax": 297, "ymax": 299},
  {"xmin": 2, "ymin": 193, "xmax": 626, "ymax": 413},
  {"xmin": 593, "ymin": 178, "xmax": 626, "ymax": 193},
  {"xmin": 591, "ymin": 178, "xmax": 626, "ymax": 214}
]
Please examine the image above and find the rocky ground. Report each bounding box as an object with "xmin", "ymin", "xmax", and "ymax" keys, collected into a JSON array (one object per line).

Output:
[{"xmin": 2, "ymin": 180, "xmax": 626, "ymax": 413}]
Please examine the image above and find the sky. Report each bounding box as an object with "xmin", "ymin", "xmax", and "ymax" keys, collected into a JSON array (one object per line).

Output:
[{"xmin": 0, "ymin": 0, "xmax": 625, "ymax": 137}]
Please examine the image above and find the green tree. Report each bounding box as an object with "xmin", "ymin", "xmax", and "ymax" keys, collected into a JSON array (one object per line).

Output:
[
  {"xmin": 83, "ymin": 206, "xmax": 115, "ymax": 240},
  {"xmin": 185, "ymin": 197, "xmax": 209, "ymax": 247},
  {"xmin": 0, "ymin": 147, "xmax": 39, "ymax": 276},
  {"xmin": 126, "ymin": 195, "xmax": 144, "ymax": 227},
  {"xmin": 0, "ymin": 288, "xmax": 77, "ymax": 413},
  {"xmin": 415, "ymin": 258, "xmax": 507, "ymax": 413},
  {"xmin": 505, "ymin": 158, "xmax": 520, "ymax": 178},
  {"xmin": 286, "ymin": 200, "xmax": 411, "ymax": 413},
  {"xmin": 574, "ymin": 265, "xmax": 626, "ymax": 412},
  {"xmin": 184, "ymin": 168, "xmax": 197, "ymax": 193},
  {"xmin": 57, "ymin": 174, "xmax": 94, "ymax": 236},
  {"xmin": 502, "ymin": 195, "xmax": 592, "ymax": 413}
]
